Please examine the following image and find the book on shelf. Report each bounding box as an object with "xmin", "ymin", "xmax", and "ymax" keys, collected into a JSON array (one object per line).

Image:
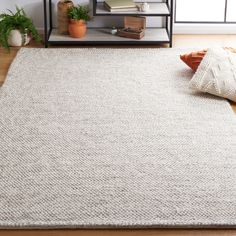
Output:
[
  {"xmin": 104, "ymin": 0, "xmax": 138, "ymax": 12},
  {"xmin": 104, "ymin": 3, "xmax": 138, "ymax": 11}
]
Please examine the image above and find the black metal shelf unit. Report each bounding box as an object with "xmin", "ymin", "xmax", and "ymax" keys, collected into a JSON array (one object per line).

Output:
[{"xmin": 43, "ymin": 0, "xmax": 173, "ymax": 47}]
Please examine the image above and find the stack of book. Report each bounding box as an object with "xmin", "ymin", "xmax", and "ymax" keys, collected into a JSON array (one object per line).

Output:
[{"xmin": 104, "ymin": 0, "xmax": 138, "ymax": 12}]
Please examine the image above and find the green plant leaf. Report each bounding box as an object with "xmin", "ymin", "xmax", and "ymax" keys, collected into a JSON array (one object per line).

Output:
[{"xmin": 67, "ymin": 5, "xmax": 90, "ymax": 22}]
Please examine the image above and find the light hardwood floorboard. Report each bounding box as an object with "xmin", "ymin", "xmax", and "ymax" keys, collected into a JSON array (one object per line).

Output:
[
  {"xmin": 0, "ymin": 35, "xmax": 236, "ymax": 236},
  {"xmin": 174, "ymin": 34, "xmax": 236, "ymax": 48},
  {"xmin": 1, "ymin": 229, "xmax": 236, "ymax": 236}
]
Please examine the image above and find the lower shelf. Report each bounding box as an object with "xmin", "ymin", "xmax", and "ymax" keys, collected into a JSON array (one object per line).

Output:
[{"xmin": 47, "ymin": 28, "xmax": 170, "ymax": 45}]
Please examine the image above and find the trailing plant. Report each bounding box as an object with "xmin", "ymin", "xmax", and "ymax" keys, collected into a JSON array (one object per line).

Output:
[
  {"xmin": 67, "ymin": 5, "xmax": 91, "ymax": 22},
  {"xmin": 0, "ymin": 6, "xmax": 41, "ymax": 50}
]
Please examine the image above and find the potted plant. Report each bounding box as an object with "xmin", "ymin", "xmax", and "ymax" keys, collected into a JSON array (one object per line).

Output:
[
  {"xmin": 67, "ymin": 5, "xmax": 90, "ymax": 38},
  {"xmin": 0, "ymin": 7, "xmax": 41, "ymax": 50}
]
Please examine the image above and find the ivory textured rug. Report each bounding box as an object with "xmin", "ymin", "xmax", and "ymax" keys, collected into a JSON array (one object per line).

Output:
[{"xmin": 1, "ymin": 48, "xmax": 236, "ymax": 229}]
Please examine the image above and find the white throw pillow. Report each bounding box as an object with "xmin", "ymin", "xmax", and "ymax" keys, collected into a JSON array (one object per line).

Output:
[{"xmin": 189, "ymin": 47, "xmax": 236, "ymax": 102}]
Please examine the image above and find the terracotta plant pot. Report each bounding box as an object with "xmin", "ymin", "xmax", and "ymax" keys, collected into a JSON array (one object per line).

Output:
[{"xmin": 68, "ymin": 20, "xmax": 87, "ymax": 38}]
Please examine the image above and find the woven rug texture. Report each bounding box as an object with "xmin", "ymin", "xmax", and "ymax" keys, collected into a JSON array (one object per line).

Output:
[{"xmin": 1, "ymin": 48, "xmax": 236, "ymax": 228}]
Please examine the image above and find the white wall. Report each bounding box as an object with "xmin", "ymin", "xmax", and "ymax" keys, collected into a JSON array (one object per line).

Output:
[
  {"xmin": 0, "ymin": 0, "xmax": 163, "ymax": 30},
  {"xmin": 0, "ymin": 0, "xmax": 45, "ymax": 29}
]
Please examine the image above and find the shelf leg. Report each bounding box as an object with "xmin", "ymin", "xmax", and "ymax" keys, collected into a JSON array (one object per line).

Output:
[
  {"xmin": 169, "ymin": 0, "xmax": 173, "ymax": 47},
  {"xmin": 43, "ymin": 0, "xmax": 48, "ymax": 48}
]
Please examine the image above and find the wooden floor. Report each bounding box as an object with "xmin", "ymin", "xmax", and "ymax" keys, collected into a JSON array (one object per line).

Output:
[
  {"xmin": 1, "ymin": 229, "xmax": 236, "ymax": 236},
  {"xmin": 0, "ymin": 35, "xmax": 236, "ymax": 236}
]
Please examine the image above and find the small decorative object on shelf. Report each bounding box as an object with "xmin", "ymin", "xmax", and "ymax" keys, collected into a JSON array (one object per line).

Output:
[
  {"xmin": 110, "ymin": 26, "xmax": 117, "ymax": 35},
  {"xmin": 140, "ymin": 2, "xmax": 149, "ymax": 12},
  {"xmin": 117, "ymin": 16, "xmax": 146, "ymax": 39},
  {"xmin": 67, "ymin": 5, "xmax": 91, "ymax": 38},
  {"xmin": 0, "ymin": 6, "xmax": 41, "ymax": 50},
  {"xmin": 57, "ymin": 0, "xmax": 74, "ymax": 34}
]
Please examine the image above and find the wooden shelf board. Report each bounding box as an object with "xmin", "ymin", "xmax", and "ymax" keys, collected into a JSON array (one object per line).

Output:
[
  {"xmin": 95, "ymin": 2, "xmax": 170, "ymax": 15},
  {"xmin": 49, "ymin": 28, "xmax": 170, "ymax": 43}
]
